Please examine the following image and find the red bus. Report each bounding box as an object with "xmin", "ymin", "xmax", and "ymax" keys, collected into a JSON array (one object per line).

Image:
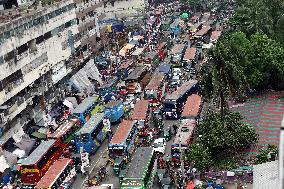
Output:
[
  {"xmin": 144, "ymin": 73, "xmax": 166, "ymax": 105},
  {"xmin": 181, "ymin": 94, "xmax": 202, "ymax": 120},
  {"xmin": 21, "ymin": 139, "xmax": 63, "ymax": 185},
  {"xmin": 131, "ymin": 100, "xmax": 150, "ymax": 128},
  {"xmin": 47, "ymin": 119, "xmax": 81, "ymax": 149},
  {"xmin": 34, "ymin": 158, "xmax": 76, "ymax": 189}
]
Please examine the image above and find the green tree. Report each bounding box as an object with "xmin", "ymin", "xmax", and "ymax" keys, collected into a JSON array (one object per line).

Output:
[
  {"xmin": 255, "ymin": 145, "xmax": 278, "ymax": 164},
  {"xmin": 200, "ymin": 32, "xmax": 249, "ymax": 119},
  {"xmin": 187, "ymin": 143, "xmax": 213, "ymax": 171},
  {"xmin": 197, "ymin": 112, "xmax": 257, "ymax": 154}
]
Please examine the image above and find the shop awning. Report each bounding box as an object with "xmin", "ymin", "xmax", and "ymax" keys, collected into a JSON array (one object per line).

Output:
[
  {"xmin": 132, "ymin": 48, "xmax": 144, "ymax": 56},
  {"xmin": 31, "ymin": 131, "xmax": 47, "ymax": 139}
]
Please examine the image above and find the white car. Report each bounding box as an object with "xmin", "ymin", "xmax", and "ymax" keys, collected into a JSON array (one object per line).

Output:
[{"xmin": 153, "ymin": 138, "xmax": 166, "ymax": 154}]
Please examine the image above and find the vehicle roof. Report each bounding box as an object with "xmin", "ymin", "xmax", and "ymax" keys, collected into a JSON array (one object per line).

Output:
[
  {"xmin": 72, "ymin": 96, "xmax": 98, "ymax": 114},
  {"xmin": 48, "ymin": 119, "xmax": 78, "ymax": 139},
  {"xmin": 210, "ymin": 30, "xmax": 222, "ymax": 41},
  {"xmin": 165, "ymin": 80, "xmax": 198, "ymax": 101},
  {"xmin": 182, "ymin": 94, "xmax": 202, "ymax": 118},
  {"xmin": 154, "ymin": 138, "xmax": 165, "ymax": 143},
  {"xmin": 173, "ymin": 119, "xmax": 196, "ymax": 145},
  {"xmin": 99, "ymin": 76, "xmax": 118, "ymax": 89},
  {"xmin": 21, "ymin": 139, "xmax": 56, "ymax": 165},
  {"xmin": 195, "ymin": 26, "xmax": 211, "ymax": 36},
  {"xmin": 118, "ymin": 60, "xmax": 133, "ymax": 70},
  {"xmin": 183, "ymin": 47, "xmax": 196, "ymax": 61},
  {"xmin": 131, "ymin": 100, "xmax": 149, "ymax": 120},
  {"xmin": 34, "ymin": 158, "xmax": 72, "ymax": 188},
  {"xmin": 170, "ymin": 44, "xmax": 185, "ymax": 54},
  {"xmin": 76, "ymin": 113, "xmax": 105, "ymax": 135},
  {"xmin": 158, "ymin": 63, "xmax": 171, "ymax": 74},
  {"xmin": 124, "ymin": 66, "xmax": 147, "ymax": 81},
  {"xmin": 105, "ymin": 100, "xmax": 122, "ymax": 108},
  {"xmin": 110, "ymin": 120, "xmax": 134, "ymax": 145},
  {"xmin": 125, "ymin": 147, "xmax": 153, "ymax": 178},
  {"xmin": 145, "ymin": 73, "xmax": 165, "ymax": 90},
  {"xmin": 157, "ymin": 42, "xmax": 166, "ymax": 50}
]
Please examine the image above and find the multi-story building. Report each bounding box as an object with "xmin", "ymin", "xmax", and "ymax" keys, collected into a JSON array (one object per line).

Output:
[{"xmin": 0, "ymin": 0, "xmax": 108, "ymax": 147}]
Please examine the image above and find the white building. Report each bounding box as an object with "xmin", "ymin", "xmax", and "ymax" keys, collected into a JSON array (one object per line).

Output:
[{"xmin": 0, "ymin": 0, "xmax": 107, "ymax": 146}]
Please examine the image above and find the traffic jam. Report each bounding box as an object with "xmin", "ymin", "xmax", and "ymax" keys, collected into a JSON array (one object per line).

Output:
[{"xmin": 11, "ymin": 3, "xmax": 227, "ymax": 189}]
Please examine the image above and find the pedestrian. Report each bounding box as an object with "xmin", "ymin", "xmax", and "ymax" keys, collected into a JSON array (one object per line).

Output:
[{"xmin": 173, "ymin": 124, "xmax": 178, "ymax": 135}]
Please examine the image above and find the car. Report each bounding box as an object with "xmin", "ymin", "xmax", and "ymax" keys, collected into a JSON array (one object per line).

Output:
[
  {"xmin": 172, "ymin": 68, "xmax": 182, "ymax": 76},
  {"xmin": 153, "ymin": 138, "xmax": 166, "ymax": 154}
]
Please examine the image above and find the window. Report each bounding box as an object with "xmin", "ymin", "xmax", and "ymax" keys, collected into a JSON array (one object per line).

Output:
[
  {"xmin": 44, "ymin": 31, "xmax": 52, "ymax": 40},
  {"xmin": 36, "ymin": 35, "xmax": 44, "ymax": 44},
  {"xmin": 4, "ymin": 50, "xmax": 15, "ymax": 62},
  {"xmin": 65, "ymin": 21, "xmax": 71, "ymax": 28},
  {"xmin": 0, "ymin": 56, "xmax": 4, "ymax": 64},
  {"xmin": 91, "ymin": 121, "xmax": 104, "ymax": 140}
]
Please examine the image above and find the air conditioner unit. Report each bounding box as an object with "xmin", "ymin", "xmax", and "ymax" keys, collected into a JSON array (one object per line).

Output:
[{"xmin": 0, "ymin": 113, "xmax": 6, "ymax": 124}]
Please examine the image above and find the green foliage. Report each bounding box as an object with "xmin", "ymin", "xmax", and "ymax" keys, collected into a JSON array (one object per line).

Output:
[
  {"xmin": 231, "ymin": 0, "xmax": 284, "ymax": 42},
  {"xmin": 187, "ymin": 143, "xmax": 213, "ymax": 171},
  {"xmin": 254, "ymin": 145, "xmax": 278, "ymax": 164},
  {"xmin": 197, "ymin": 111, "xmax": 258, "ymax": 153}
]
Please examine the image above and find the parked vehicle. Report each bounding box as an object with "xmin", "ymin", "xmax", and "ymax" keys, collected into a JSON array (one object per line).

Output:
[
  {"xmin": 75, "ymin": 113, "xmax": 109, "ymax": 154},
  {"xmin": 163, "ymin": 80, "xmax": 198, "ymax": 119},
  {"xmin": 153, "ymin": 138, "xmax": 166, "ymax": 154},
  {"xmin": 104, "ymin": 100, "xmax": 124, "ymax": 123},
  {"xmin": 34, "ymin": 158, "xmax": 76, "ymax": 189},
  {"xmin": 108, "ymin": 120, "xmax": 139, "ymax": 176}
]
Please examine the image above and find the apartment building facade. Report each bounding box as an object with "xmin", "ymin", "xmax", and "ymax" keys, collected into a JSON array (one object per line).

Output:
[{"xmin": 0, "ymin": 0, "xmax": 108, "ymax": 146}]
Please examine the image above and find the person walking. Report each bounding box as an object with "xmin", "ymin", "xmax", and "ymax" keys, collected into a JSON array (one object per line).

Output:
[{"xmin": 173, "ymin": 124, "xmax": 178, "ymax": 135}]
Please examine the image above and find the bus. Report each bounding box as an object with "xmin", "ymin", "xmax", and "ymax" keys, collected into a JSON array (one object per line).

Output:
[
  {"xmin": 124, "ymin": 66, "xmax": 148, "ymax": 94},
  {"xmin": 170, "ymin": 44, "xmax": 186, "ymax": 67},
  {"xmin": 47, "ymin": 119, "xmax": 81, "ymax": 150},
  {"xmin": 182, "ymin": 47, "xmax": 197, "ymax": 67},
  {"xmin": 75, "ymin": 113, "xmax": 109, "ymax": 154},
  {"xmin": 72, "ymin": 96, "xmax": 99, "ymax": 124},
  {"xmin": 120, "ymin": 147, "xmax": 156, "ymax": 189},
  {"xmin": 108, "ymin": 120, "xmax": 139, "ymax": 175},
  {"xmin": 34, "ymin": 158, "xmax": 76, "ymax": 189},
  {"xmin": 181, "ymin": 94, "xmax": 202, "ymax": 120},
  {"xmin": 21, "ymin": 139, "xmax": 62, "ymax": 185},
  {"xmin": 163, "ymin": 80, "xmax": 198, "ymax": 119},
  {"xmin": 144, "ymin": 73, "xmax": 166, "ymax": 106},
  {"xmin": 131, "ymin": 100, "xmax": 150, "ymax": 128},
  {"xmin": 171, "ymin": 119, "xmax": 196, "ymax": 166}
]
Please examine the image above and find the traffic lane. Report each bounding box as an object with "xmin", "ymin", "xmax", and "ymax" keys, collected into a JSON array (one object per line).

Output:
[{"xmin": 70, "ymin": 122, "xmax": 120, "ymax": 189}]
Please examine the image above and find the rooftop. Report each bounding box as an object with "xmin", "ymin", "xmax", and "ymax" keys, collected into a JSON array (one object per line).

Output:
[
  {"xmin": 183, "ymin": 47, "xmax": 196, "ymax": 61},
  {"xmin": 131, "ymin": 100, "xmax": 149, "ymax": 120},
  {"xmin": 145, "ymin": 73, "xmax": 164, "ymax": 90},
  {"xmin": 21, "ymin": 139, "xmax": 56, "ymax": 165},
  {"xmin": 72, "ymin": 96, "xmax": 98, "ymax": 114},
  {"xmin": 125, "ymin": 66, "xmax": 146, "ymax": 81},
  {"xmin": 253, "ymin": 160, "xmax": 279, "ymax": 189},
  {"xmin": 166, "ymin": 80, "xmax": 198, "ymax": 101},
  {"xmin": 47, "ymin": 119, "xmax": 78, "ymax": 139},
  {"xmin": 182, "ymin": 94, "xmax": 202, "ymax": 118},
  {"xmin": 170, "ymin": 44, "xmax": 185, "ymax": 54},
  {"xmin": 34, "ymin": 158, "xmax": 72, "ymax": 188},
  {"xmin": 173, "ymin": 119, "xmax": 196, "ymax": 145},
  {"xmin": 76, "ymin": 113, "xmax": 105, "ymax": 135},
  {"xmin": 110, "ymin": 120, "xmax": 134, "ymax": 145},
  {"xmin": 124, "ymin": 147, "xmax": 153, "ymax": 178},
  {"xmin": 195, "ymin": 26, "xmax": 211, "ymax": 36},
  {"xmin": 210, "ymin": 30, "xmax": 222, "ymax": 41}
]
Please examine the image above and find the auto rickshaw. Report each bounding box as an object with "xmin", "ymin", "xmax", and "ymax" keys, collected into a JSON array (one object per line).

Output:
[{"xmin": 113, "ymin": 157, "xmax": 126, "ymax": 176}]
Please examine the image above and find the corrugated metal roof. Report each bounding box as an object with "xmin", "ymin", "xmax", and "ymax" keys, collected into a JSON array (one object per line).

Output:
[
  {"xmin": 195, "ymin": 26, "xmax": 211, "ymax": 36},
  {"xmin": 48, "ymin": 119, "xmax": 78, "ymax": 139},
  {"xmin": 34, "ymin": 158, "xmax": 72, "ymax": 188},
  {"xmin": 210, "ymin": 31, "xmax": 222, "ymax": 41},
  {"xmin": 72, "ymin": 96, "xmax": 98, "ymax": 114},
  {"xmin": 110, "ymin": 120, "xmax": 134, "ymax": 145},
  {"xmin": 76, "ymin": 113, "xmax": 105, "ymax": 135},
  {"xmin": 253, "ymin": 161, "xmax": 279, "ymax": 189},
  {"xmin": 21, "ymin": 140, "xmax": 56, "ymax": 165},
  {"xmin": 170, "ymin": 44, "xmax": 185, "ymax": 54}
]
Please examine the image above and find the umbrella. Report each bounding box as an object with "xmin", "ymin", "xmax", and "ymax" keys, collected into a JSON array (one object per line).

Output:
[{"xmin": 181, "ymin": 12, "xmax": 189, "ymax": 19}]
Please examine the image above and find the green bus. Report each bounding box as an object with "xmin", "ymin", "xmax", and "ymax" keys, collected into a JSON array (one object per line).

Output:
[{"xmin": 120, "ymin": 147, "xmax": 156, "ymax": 189}]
